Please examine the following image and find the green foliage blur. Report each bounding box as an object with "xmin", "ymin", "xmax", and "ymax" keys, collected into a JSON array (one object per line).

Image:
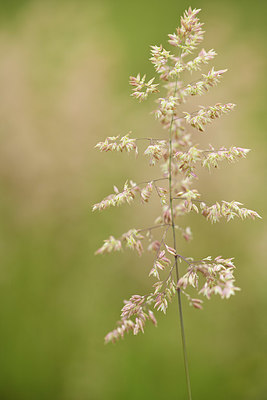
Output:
[{"xmin": 0, "ymin": 1, "xmax": 266, "ymax": 399}]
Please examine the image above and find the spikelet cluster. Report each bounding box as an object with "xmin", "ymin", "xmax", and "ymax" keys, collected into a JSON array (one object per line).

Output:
[
  {"xmin": 95, "ymin": 133, "xmax": 138, "ymax": 154},
  {"xmin": 93, "ymin": 7, "xmax": 261, "ymax": 344}
]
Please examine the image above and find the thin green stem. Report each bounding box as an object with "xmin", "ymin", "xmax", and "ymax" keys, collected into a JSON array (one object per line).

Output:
[
  {"xmin": 134, "ymin": 177, "xmax": 168, "ymax": 188},
  {"xmin": 137, "ymin": 223, "xmax": 170, "ymax": 233},
  {"xmin": 168, "ymin": 78, "xmax": 192, "ymax": 400},
  {"xmin": 136, "ymin": 137, "xmax": 167, "ymax": 142}
]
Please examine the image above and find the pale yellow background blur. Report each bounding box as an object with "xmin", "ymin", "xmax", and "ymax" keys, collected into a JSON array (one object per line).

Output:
[{"xmin": 0, "ymin": 1, "xmax": 266, "ymax": 399}]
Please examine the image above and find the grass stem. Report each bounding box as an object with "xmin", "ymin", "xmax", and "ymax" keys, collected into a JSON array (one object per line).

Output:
[{"xmin": 168, "ymin": 78, "xmax": 192, "ymax": 400}]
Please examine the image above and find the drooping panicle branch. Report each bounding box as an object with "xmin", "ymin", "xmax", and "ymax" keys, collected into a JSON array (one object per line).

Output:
[{"xmin": 184, "ymin": 103, "xmax": 236, "ymax": 132}]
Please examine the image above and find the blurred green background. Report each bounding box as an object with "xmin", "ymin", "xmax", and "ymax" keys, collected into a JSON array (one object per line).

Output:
[{"xmin": 0, "ymin": 0, "xmax": 266, "ymax": 399}]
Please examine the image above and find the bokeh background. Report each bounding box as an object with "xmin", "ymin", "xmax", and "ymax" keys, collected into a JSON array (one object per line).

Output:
[{"xmin": 0, "ymin": 0, "xmax": 266, "ymax": 399}]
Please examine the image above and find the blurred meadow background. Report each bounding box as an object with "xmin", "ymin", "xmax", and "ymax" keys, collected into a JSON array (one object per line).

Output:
[{"xmin": 0, "ymin": 0, "xmax": 266, "ymax": 399}]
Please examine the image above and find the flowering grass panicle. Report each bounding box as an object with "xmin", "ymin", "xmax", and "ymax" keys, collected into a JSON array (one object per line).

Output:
[{"xmin": 93, "ymin": 7, "xmax": 261, "ymax": 399}]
